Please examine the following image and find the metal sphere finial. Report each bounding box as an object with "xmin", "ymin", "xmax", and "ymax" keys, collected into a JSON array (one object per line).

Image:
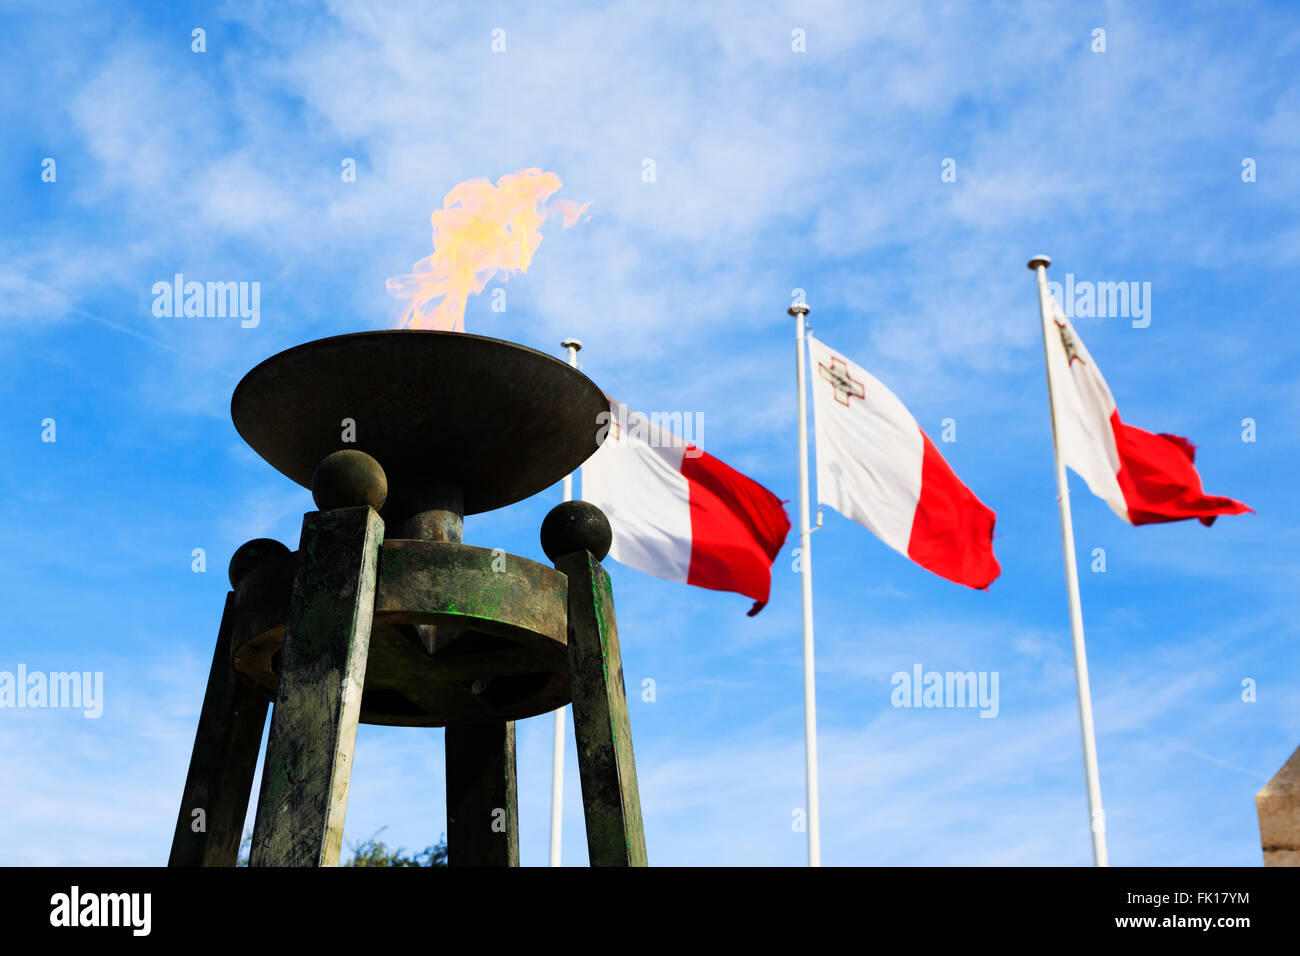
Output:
[
  {"xmin": 228, "ymin": 538, "xmax": 291, "ymax": 589},
  {"xmin": 541, "ymin": 500, "xmax": 612, "ymax": 562},
  {"xmin": 311, "ymin": 449, "xmax": 388, "ymax": 511}
]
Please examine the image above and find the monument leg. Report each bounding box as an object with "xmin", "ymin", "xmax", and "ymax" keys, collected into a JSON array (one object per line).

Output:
[
  {"xmin": 169, "ymin": 593, "xmax": 269, "ymax": 866},
  {"xmin": 249, "ymin": 505, "xmax": 383, "ymax": 867},
  {"xmin": 555, "ymin": 550, "xmax": 648, "ymax": 867},
  {"xmin": 445, "ymin": 720, "xmax": 520, "ymax": 866}
]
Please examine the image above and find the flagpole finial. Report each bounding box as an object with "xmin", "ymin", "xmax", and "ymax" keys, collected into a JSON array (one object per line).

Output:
[
  {"xmin": 1027, "ymin": 255, "xmax": 1052, "ymax": 271},
  {"xmin": 788, "ymin": 303, "xmax": 810, "ymax": 317}
]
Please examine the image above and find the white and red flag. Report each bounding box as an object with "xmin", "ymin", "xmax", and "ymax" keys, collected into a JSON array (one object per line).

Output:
[
  {"xmin": 1042, "ymin": 296, "xmax": 1251, "ymax": 526},
  {"xmin": 808, "ymin": 335, "xmax": 1001, "ymax": 589},
  {"xmin": 581, "ymin": 400, "xmax": 791, "ymax": 615}
]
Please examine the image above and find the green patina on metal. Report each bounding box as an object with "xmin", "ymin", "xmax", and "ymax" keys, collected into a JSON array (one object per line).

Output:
[
  {"xmin": 593, "ymin": 582, "xmax": 610, "ymax": 684},
  {"xmin": 552, "ymin": 549, "xmax": 648, "ymax": 866},
  {"xmin": 248, "ymin": 505, "xmax": 381, "ymax": 867},
  {"xmin": 233, "ymin": 537, "xmax": 569, "ymax": 728},
  {"xmin": 594, "ymin": 568, "xmax": 615, "ymax": 747},
  {"xmin": 263, "ymin": 758, "xmax": 292, "ymax": 805},
  {"xmin": 374, "ymin": 541, "xmax": 563, "ymax": 628}
]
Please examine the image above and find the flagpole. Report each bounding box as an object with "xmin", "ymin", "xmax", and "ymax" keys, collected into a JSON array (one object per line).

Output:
[
  {"xmin": 1028, "ymin": 255, "xmax": 1109, "ymax": 867},
  {"xmin": 791, "ymin": 303, "xmax": 822, "ymax": 867},
  {"xmin": 549, "ymin": 336, "xmax": 583, "ymax": 867}
]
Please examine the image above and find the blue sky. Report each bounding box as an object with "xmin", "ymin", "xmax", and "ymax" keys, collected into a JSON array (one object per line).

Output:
[{"xmin": 2, "ymin": 0, "xmax": 1298, "ymax": 865}]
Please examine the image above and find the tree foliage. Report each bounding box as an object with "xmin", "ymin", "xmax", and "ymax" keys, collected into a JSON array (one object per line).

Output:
[
  {"xmin": 346, "ymin": 833, "xmax": 448, "ymax": 867},
  {"xmin": 236, "ymin": 827, "xmax": 448, "ymax": 866}
]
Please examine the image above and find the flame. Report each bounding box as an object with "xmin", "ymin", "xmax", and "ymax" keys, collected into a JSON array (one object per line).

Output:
[{"xmin": 386, "ymin": 168, "xmax": 591, "ymax": 332}]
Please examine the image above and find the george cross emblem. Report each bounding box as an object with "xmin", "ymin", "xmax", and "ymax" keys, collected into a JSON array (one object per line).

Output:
[
  {"xmin": 1054, "ymin": 319, "xmax": 1086, "ymax": 368},
  {"xmin": 818, "ymin": 357, "xmax": 866, "ymax": 407}
]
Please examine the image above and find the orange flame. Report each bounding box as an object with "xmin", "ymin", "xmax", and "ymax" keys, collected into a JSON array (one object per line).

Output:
[{"xmin": 386, "ymin": 168, "xmax": 591, "ymax": 332}]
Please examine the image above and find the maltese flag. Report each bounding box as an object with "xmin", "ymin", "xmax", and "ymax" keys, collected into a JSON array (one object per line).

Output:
[
  {"xmin": 581, "ymin": 400, "xmax": 790, "ymax": 615},
  {"xmin": 808, "ymin": 336, "xmax": 1000, "ymax": 589},
  {"xmin": 1042, "ymin": 296, "xmax": 1251, "ymax": 526}
]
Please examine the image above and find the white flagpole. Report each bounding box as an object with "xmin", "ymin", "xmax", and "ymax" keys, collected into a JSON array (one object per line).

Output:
[
  {"xmin": 549, "ymin": 336, "xmax": 583, "ymax": 867},
  {"xmin": 1028, "ymin": 256, "xmax": 1109, "ymax": 867},
  {"xmin": 790, "ymin": 303, "xmax": 822, "ymax": 867}
]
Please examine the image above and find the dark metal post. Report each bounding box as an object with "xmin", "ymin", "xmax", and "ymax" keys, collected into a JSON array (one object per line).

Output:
[
  {"xmin": 445, "ymin": 720, "xmax": 520, "ymax": 865},
  {"xmin": 248, "ymin": 505, "xmax": 383, "ymax": 866},
  {"xmin": 168, "ymin": 593, "xmax": 269, "ymax": 866},
  {"xmin": 384, "ymin": 479, "xmax": 464, "ymax": 543},
  {"xmin": 404, "ymin": 481, "xmax": 522, "ymax": 867},
  {"xmin": 554, "ymin": 550, "xmax": 648, "ymax": 866}
]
